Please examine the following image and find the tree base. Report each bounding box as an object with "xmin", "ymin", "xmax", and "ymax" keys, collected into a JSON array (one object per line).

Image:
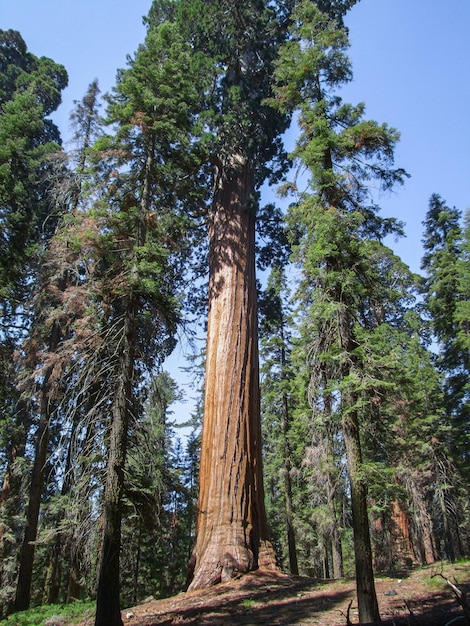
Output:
[{"xmin": 187, "ymin": 539, "xmax": 278, "ymax": 591}]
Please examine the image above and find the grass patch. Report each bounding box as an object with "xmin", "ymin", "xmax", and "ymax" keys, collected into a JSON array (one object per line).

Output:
[
  {"xmin": 421, "ymin": 559, "xmax": 470, "ymax": 591},
  {"xmin": 240, "ymin": 598, "xmax": 256, "ymax": 609},
  {"xmin": 0, "ymin": 601, "xmax": 95, "ymax": 626}
]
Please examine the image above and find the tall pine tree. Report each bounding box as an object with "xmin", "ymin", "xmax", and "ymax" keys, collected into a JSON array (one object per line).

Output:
[
  {"xmin": 421, "ymin": 194, "xmax": 470, "ymax": 478},
  {"xmin": 89, "ymin": 18, "xmax": 206, "ymax": 626},
  {"xmin": 269, "ymin": 1, "xmax": 407, "ymax": 620}
]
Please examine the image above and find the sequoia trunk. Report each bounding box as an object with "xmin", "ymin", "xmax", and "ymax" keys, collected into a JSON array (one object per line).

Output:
[{"xmin": 187, "ymin": 157, "xmax": 276, "ymax": 590}]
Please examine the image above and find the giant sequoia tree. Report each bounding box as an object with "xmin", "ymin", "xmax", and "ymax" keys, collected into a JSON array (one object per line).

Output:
[
  {"xmin": 177, "ymin": 0, "xmax": 291, "ymax": 589},
  {"xmin": 6, "ymin": 3, "xmax": 470, "ymax": 622}
]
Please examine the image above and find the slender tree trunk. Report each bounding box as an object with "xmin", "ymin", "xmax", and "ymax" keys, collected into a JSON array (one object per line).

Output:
[
  {"xmin": 14, "ymin": 397, "xmax": 50, "ymax": 611},
  {"xmin": 324, "ymin": 410, "xmax": 343, "ymax": 579},
  {"xmin": 277, "ymin": 314, "xmax": 299, "ymax": 576},
  {"xmin": 0, "ymin": 400, "xmax": 28, "ymax": 617},
  {"xmin": 94, "ymin": 298, "xmax": 137, "ymax": 626},
  {"xmin": 14, "ymin": 323, "xmax": 61, "ymax": 612},
  {"xmin": 331, "ymin": 524, "xmax": 344, "ymax": 579},
  {"xmin": 132, "ymin": 521, "xmax": 142, "ymax": 605},
  {"xmin": 187, "ymin": 157, "xmax": 276, "ymax": 590},
  {"xmin": 321, "ymin": 540, "xmax": 330, "ymax": 578},
  {"xmin": 43, "ymin": 534, "xmax": 62, "ymax": 604},
  {"xmin": 343, "ymin": 400, "xmax": 381, "ymax": 623},
  {"xmin": 283, "ymin": 448, "xmax": 299, "ymax": 576},
  {"xmin": 326, "ymin": 468, "xmax": 343, "ymax": 579},
  {"xmin": 336, "ymin": 301, "xmax": 380, "ymax": 623},
  {"xmin": 282, "ymin": 375, "xmax": 299, "ymax": 576}
]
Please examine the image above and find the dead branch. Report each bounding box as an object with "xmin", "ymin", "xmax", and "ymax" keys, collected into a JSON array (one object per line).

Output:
[
  {"xmin": 403, "ymin": 598, "xmax": 422, "ymax": 624},
  {"xmin": 339, "ymin": 599, "xmax": 354, "ymax": 626},
  {"xmin": 431, "ymin": 571, "xmax": 470, "ymax": 625}
]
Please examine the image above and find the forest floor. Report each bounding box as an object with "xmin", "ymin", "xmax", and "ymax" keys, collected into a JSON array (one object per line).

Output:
[{"xmin": 75, "ymin": 561, "xmax": 470, "ymax": 626}]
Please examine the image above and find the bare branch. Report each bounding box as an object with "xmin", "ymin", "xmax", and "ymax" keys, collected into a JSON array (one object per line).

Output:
[{"xmin": 431, "ymin": 572, "xmax": 470, "ymax": 625}]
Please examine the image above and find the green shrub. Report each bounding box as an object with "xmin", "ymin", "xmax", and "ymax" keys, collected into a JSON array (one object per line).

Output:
[{"xmin": 0, "ymin": 601, "xmax": 94, "ymax": 626}]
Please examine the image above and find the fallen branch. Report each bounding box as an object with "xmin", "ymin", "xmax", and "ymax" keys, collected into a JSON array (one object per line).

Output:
[
  {"xmin": 431, "ymin": 571, "xmax": 470, "ymax": 625},
  {"xmin": 403, "ymin": 599, "xmax": 421, "ymax": 625},
  {"xmin": 403, "ymin": 598, "xmax": 415, "ymax": 617},
  {"xmin": 339, "ymin": 599, "xmax": 354, "ymax": 626}
]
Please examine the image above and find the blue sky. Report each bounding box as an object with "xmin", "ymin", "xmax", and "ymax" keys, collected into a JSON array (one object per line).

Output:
[
  {"xmin": 345, "ymin": 1, "xmax": 470, "ymax": 272},
  {"xmin": 2, "ymin": 0, "xmax": 469, "ymax": 274},
  {"xmin": 3, "ymin": 0, "xmax": 469, "ymax": 426}
]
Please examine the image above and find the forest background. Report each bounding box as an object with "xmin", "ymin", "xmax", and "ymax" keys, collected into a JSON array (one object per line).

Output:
[
  {"xmin": 1, "ymin": 0, "xmax": 470, "ymax": 624},
  {"xmin": 3, "ymin": 0, "xmax": 470, "ymax": 417},
  {"xmin": 4, "ymin": 0, "xmax": 470, "ymax": 278}
]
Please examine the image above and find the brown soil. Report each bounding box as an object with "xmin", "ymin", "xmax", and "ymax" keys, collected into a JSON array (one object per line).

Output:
[{"xmin": 79, "ymin": 562, "xmax": 470, "ymax": 626}]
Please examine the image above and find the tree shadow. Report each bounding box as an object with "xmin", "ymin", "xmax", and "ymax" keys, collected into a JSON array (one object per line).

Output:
[
  {"xmin": 143, "ymin": 573, "xmax": 353, "ymax": 625},
  {"xmin": 149, "ymin": 589, "xmax": 352, "ymax": 625},
  {"xmin": 137, "ymin": 570, "xmax": 470, "ymax": 626}
]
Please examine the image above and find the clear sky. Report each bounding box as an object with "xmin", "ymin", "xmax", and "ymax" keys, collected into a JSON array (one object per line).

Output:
[
  {"xmin": 344, "ymin": 1, "xmax": 470, "ymax": 272},
  {"xmin": 3, "ymin": 0, "xmax": 469, "ymax": 427},
  {"xmin": 2, "ymin": 0, "xmax": 469, "ymax": 274}
]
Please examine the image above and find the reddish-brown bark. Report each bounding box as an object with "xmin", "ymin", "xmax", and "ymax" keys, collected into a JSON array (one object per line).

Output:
[
  {"xmin": 187, "ymin": 158, "xmax": 276, "ymax": 590},
  {"xmin": 390, "ymin": 500, "xmax": 417, "ymax": 566}
]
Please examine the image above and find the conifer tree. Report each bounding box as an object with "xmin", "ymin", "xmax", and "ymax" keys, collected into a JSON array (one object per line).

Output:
[
  {"xmin": 0, "ymin": 29, "xmax": 67, "ymax": 614},
  {"xmin": 455, "ymin": 209, "xmax": 470, "ymax": 477},
  {"xmin": 269, "ymin": 1, "xmax": 407, "ymax": 620},
  {"xmin": 421, "ymin": 194, "xmax": 470, "ymax": 478},
  {"xmin": 30, "ymin": 81, "xmax": 105, "ymax": 608},
  {"xmin": 455, "ymin": 209, "xmax": 470, "ymax": 358},
  {"xmin": 88, "ymin": 19, "xmax": 205, "ymax": 626},
  {"xmin": 120, "ymin": 371, "xmax": 190, "ymax": 603},
  {"xmin": 259, "ymin": 264, "xmax": 299, "ymax": 575},
  {"xmin": 0, "ymin": 30, "xmax": 67, "ymax": 323},
  {"xmin": 175, "ymin": 0, "xmax": 291, "ymax": 589}
]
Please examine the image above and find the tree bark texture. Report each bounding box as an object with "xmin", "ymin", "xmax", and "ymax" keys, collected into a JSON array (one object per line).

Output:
[
  {"xmin": 343, "ymin": 401, "xmax": 381, "ymax": 624},
  {"xmin": 94, "ymin": 299, "xmax": 136, "ymax": 626},
  {"xmin": 14, "ymin": 322, "xmax": 61, "ymax": 612},
  {"xmin": 187, "ymin": 158, "xmax": 276, "ymax": 590},
  {"xmin": 326, "ymin": 473, "xmax": 343, "ymax": 579},
  {"xmin": 282, "ymin": 373, "xmax": 299, "ymax": 576},
  {"xmin": 13, "ymin": 406, "xmax": 50, "ymax": 612},
  {"xmin": 389, "ymin": 500, "xmax": 417, "ymax": 567},
  {"xmin": 337, "ymin": 302, "xmax": 380, "ymax": 623},
  {"xmin": 407, "ymin": 478, "xmax": 436, "ymax": 565}
]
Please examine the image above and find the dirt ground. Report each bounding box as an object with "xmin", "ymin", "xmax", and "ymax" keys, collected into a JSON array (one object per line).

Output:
[{"xmin": 79, "ymin": 562, "xmax": 470, "ymax": 626}]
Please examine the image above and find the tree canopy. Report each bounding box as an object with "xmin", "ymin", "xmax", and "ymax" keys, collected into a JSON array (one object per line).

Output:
[{"xmin": 0, "ymin": 4, "xmax": 469, "ymax": 625}]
